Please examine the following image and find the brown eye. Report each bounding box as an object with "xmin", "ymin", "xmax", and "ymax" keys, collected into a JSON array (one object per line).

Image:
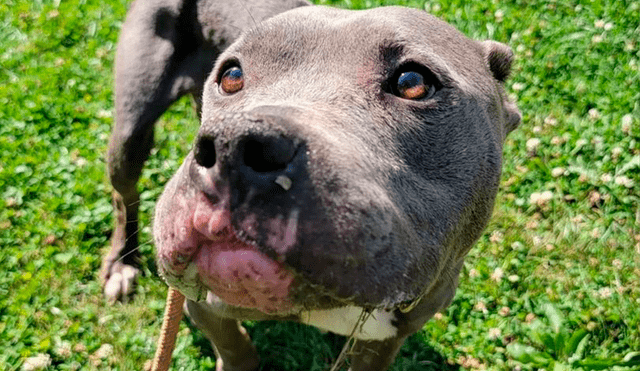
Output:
[
  {"xmin": 220, "ymin": 66, "xmax": 244, "ymax": 94},
  {"xmin": 396, "ymin": 71, "xmax": 431, "ymax": 100}
]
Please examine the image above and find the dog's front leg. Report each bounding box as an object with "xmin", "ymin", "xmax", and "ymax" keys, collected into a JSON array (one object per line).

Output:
[
  {"xmin": 185, "ymin": 300, "xmax": 260, "ymax": 371},
  {"xmin": 347, "ymin": 337, "xmax": 406, "ymax": 371}
]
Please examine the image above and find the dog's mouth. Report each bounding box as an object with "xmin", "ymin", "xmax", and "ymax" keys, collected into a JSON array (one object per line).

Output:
[
  {"xmin": 156, "ymin": 192, "xmax": 297, "ymax": 314},
  {"xmin": 193, "ymin": 228, "xmax": 295, "ymax": 313}
]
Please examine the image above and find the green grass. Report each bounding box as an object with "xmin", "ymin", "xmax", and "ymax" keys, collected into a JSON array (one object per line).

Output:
[{"xmin": 0, "ymin": 0, "xmax": 638, "ymax": 370}]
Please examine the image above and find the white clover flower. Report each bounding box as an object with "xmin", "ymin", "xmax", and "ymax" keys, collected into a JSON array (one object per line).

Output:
[
  {"xmin": 490, "ymin": 230, "xmax": 504, "ymax": 243},
  {"xmin": 532, "ymin": 236, "xmax": 543, "ymax": 246},
  {"xmin": 73, "ymin": 343, "xmax": 87, "ymax": 353},
  {"xmin": 598, "ymin": 287, "xmax": 613, "ymax": 299},
  {"xmin": 491, "ymin": 267, "xmax": 504, "ymax": 282},
  {"xmin": 550, "ymin": 136, "xmax": 564, "ymax": 145},
  {"xmin": 604, "ymin": 22, "xmax": 614, "ymax": 31},
  {"xmin": 97, "ymin": 109, "xmax": 112, "ymax": 118},
  {"xmin": 621, "ymin": 114, "xmax": 633, "ymax": 134},
  {"xmin": 488, "ymin": 327, "xmax": 502, "ymax": 340},
  {"xmin": 525, "ymin": 313, "xmax": 536, "ymax": 323},
  {"xmin": 551, "ymin": 167, "xmax": 565, "ymax": 177},
  {"xmin": 22, "ymin": 354, "xmax": 51, "ymax": 371},
  {"xmin": 600, "ymin": 173, "xmax": 612, "ymax": 183},
  {"xmin": 578, "ymin": 173, "xmax": 589, "ymax": 183},
  {"xmin": 512, "ymin": 82, "xmax": 525, "ymax": 91},
  {"xmin": 544, "ymin": 115, "xmax": 558, "ymax": 126},
  {"xmin": 612, "ymin": 259, "xmax": 623, "ymax": 270},
  {"xmin": 77, "ymin": 157, "xmax": 88, "ymax": 167},
  {"xmin": 591, "ymin": 136, "xmax": 603, "ymax": 146},
  {"xmin": 594, "ymin": 19, "xmax": 605, "ymax": 28},
  {"xmin": 55, "ymin": 341, "xmax": 72, "ymax": 358},
  {"xmin": 474, "ymin": 301, "xmax": 488, "ymax": 313},
  {"xmin": 526, "ymin": 138, "xmax": 541, "ymax": 153},
  {"xmin": 615, "ymin": 175, "xmax": 634, "ymax": 188},
  {"xmin": 530, "ymin": 191, "xmax": 553, "ymax": 207},
  {"xmin": 525, "ymin": 219, "xmax": 539, "ymax": 229},
  {"xmin": 94, "ymin": 344, "xmax": 114, "ymax": 359},
  {"xmin": 611, "ymin": 147, "xmax": 623, "ymax": 160},
  {"xmin": 588, "ymin": 108, "xmax": 601, "ymax": 120}
]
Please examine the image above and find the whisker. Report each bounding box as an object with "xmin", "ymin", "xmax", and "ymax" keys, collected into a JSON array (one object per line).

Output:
[
  {"xmin": 126, "ymin": 199, "xmax": 142, "ymax": 207},
  {"xmin": 114, "ymin": 245, "xmax": 142, "ymax": 264},
  {"xmin": 113, "ymin": 236, "xmax": 154, "ymax": 265}
]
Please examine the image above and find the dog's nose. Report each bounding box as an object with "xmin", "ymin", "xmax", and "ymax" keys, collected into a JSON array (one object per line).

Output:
[
  {"xmin": 194, "ymin": 133, "xmax": 297, "ymax": 172},
  {"xmin": 192, "ymin": 114, "xmax": 303, "ymax": 206},
  {"xmin": 237, "ymin": 134, "xmax": 298, "ymax": 174}
]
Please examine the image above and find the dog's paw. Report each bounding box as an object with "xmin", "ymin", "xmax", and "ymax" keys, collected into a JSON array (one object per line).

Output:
[{"xmin": 103, "ymin": 262, "xmax": 139, "ymax": 302}]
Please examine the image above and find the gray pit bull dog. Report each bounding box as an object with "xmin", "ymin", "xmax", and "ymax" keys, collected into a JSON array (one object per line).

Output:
[{"xmin": 107, "ymin": 1, "xmax": 521, "ymax": 370}]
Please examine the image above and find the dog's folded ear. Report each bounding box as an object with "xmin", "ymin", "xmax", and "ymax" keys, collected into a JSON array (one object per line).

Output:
[
  {"xmin": 481, "ymin": 40, "xmax": 521, "ymax": 134},
  {"xmin": 482, "ymin": 40, "xmax": 514, "ymax": 83}
]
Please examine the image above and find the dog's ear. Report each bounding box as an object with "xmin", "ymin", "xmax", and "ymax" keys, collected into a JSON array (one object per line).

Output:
[
  {"xmin": 482, "ymin": 40, "xmax": 514, "ymax": 83},
  {"xmin": 481, "ymin": 40, "xmax": 521, "ymax": 134}
]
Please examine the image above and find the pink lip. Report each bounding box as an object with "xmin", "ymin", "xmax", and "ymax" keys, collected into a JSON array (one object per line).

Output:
[
  {"xmin": 195, "ymin": 238, "xmax": 295, "ymax": 313},
  {"xmin": 159, "ymin": 192, "xmax": 295, "ymax": 313}
]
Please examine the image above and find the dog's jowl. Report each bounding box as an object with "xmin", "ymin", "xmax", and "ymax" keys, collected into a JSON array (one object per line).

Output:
[{"xmin": 118, "ymin": 2, "xmax": 521, "ymax": 371}]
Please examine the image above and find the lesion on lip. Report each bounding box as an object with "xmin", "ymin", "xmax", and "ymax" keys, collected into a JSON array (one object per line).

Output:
[{"xmin": 159, "ymin": 260, "xmax": 208, "ymax": 302}]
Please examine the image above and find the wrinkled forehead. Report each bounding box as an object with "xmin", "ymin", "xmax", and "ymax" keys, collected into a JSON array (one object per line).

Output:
[{"xmin": 225, "ymin": 6, "xmax": 486, "ymax": 83}]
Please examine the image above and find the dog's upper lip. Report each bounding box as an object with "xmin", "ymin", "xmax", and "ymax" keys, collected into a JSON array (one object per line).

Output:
[{"xmin": 192, "ymin": 192, "xmax": 232, "ymax": 240}]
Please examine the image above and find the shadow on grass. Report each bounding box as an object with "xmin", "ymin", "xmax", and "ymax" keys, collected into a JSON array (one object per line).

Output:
[{"xmin": 186, "ymin": 319, "xmax": 459, "ymax": 371}]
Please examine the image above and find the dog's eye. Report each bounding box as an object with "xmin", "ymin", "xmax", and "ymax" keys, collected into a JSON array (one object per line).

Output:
[
  {"xmin": 395, "ymin": 71, "xmax": 434, "ymax": 100},
  {"xmin": 220, "ymin": 66, "xmax": 244, "ymax": 94},
  {"xmin": 387, "ymin": 63, "xmax": 441, "ymax": 101}
]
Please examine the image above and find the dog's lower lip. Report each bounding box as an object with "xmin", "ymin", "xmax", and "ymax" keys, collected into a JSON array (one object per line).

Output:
[{"xmin": 193, "ymin": 228, "xmax": 295, "ymax": 312}]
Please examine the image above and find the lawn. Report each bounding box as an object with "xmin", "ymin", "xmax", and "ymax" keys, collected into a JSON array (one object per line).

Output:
[{"xmin": 0, "ymin": 0, "xmax": 638, "ymax": 370}]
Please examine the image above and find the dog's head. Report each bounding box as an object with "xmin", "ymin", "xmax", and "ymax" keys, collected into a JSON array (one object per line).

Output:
[{"xmin": 154, "ymin": 6, "xmax": 520, "ymax": 314}]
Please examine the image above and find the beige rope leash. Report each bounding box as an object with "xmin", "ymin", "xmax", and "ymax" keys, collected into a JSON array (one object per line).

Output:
[{"xmin": 151, "ymin": 287, "xmax": 186, "ymax": 371}]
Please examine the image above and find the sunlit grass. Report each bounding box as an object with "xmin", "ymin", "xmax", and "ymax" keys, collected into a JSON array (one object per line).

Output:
[{"xmin": 1, "ymin": 0, "xmax": 638, "ymax": 370}]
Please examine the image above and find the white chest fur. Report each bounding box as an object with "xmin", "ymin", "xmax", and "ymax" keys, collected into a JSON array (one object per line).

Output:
[{"xmin": 300, "ymin": 306, "xmax": 398, "ymax": 341}]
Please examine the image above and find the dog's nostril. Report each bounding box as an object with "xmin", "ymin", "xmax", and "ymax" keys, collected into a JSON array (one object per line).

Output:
[
  {"xmin": 243, "ymin": 137, "xmax": 296, "ymax": 173},
  {"xmin": 195, "ymin": 137, "xmax": 217, "ymax": 168}
]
